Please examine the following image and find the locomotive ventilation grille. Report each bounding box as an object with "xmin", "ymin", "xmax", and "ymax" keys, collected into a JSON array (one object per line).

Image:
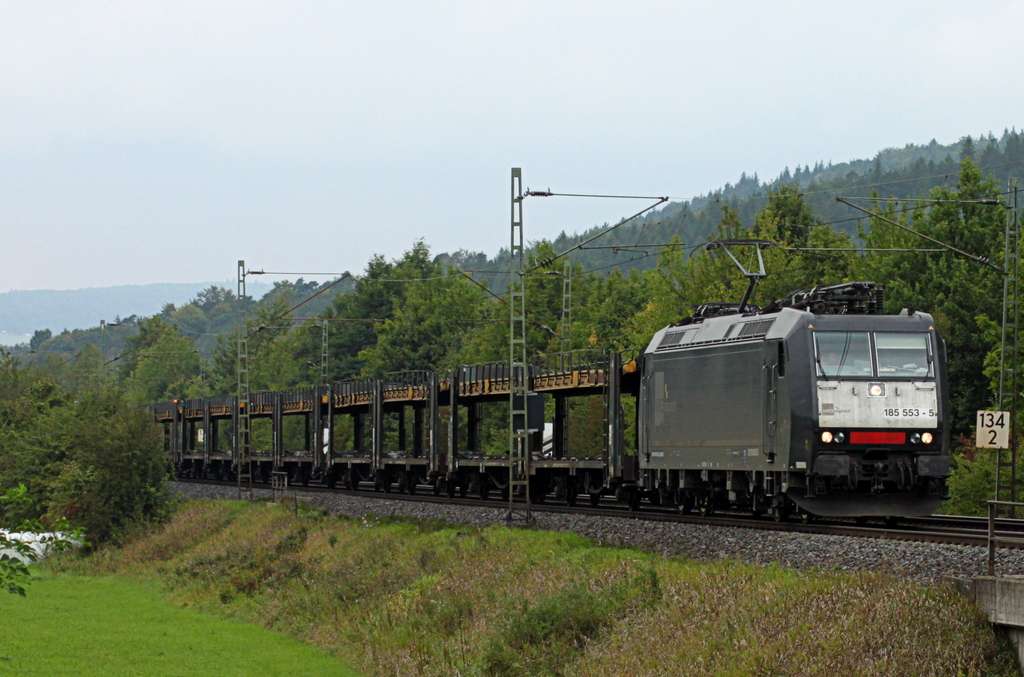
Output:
[
  {"xmin": 658, "ymin": 318, "xmax": 775, "ymax": 350},
  {"xmin": 658, "ymin": 328, "xmax": 696, "ymax": 349},
  {"xmin": 737, "ymin": 319, "xmax": 775, "ymax": 337}
]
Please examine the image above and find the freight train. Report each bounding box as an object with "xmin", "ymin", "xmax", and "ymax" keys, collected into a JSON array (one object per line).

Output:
[{"xmin": 157, "ymin": 280, "xmax": 950, "ymax": 521}]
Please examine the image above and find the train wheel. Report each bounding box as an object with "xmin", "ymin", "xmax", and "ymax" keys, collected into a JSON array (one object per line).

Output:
[
  {"xmin": 697, "ymin": 495, "xmax": 714, "ymax": 518},
  {"xmin": 627, "ymin": 489, "xmax": 641, "ymax": 512},
  {"xmin": 798, "ymin": 510, "xmax": 815, "ymax": 525},
  {"xmin": 589, "ymin": 492, "xmax": 602, "ymax": 507},
  {"xmin": 565, "ymin": 480, "xmax": 578, "ymax": 507},
  {"xmin": 479, "ymin": 482, "xmax": 489, "ymax": 501},
  {"xmin": 771, "ymin": 505, "xmax": 789, "ymax": 523},
  {"xmin": 751, "ymin": 492, "xmax": 766, "ymax": 518},
  {"xmin": 433, "ymin": 479, "xmax": 443, "ymax": 496},
  {"xmin": 406, "ymin": 475, "xmax": 417, "ymax": 495}
]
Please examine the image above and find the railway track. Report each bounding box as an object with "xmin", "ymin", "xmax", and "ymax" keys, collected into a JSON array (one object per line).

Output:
[{"xmin": 176, "ymin": 477, "xmax": 1018, "ymax": 549}]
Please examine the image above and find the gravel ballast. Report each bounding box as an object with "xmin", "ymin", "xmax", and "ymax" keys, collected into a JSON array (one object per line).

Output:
[{"xmin": 170, "ymin": 481, "xmax": 1024, "ymax": 584}]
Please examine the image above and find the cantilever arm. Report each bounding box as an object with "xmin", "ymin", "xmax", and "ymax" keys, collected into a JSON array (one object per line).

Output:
[{"xmin": 836, "ymin": 198, "xmax": 1002, "ymax": 273}]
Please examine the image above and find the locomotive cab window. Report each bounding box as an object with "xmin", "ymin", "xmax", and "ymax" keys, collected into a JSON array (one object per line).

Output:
[
  {"xmin": 875, "ymin": 332, "xmax": 933, "ymax": 377},
  {"xmin": 814, "ymin": 332, "xmax": 872, "ymax": 377}
]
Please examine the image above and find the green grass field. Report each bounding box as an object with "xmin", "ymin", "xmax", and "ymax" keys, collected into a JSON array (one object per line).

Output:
[{"xmin": 0, "ymin": 574, "xmax": 359, "ymax": 677}]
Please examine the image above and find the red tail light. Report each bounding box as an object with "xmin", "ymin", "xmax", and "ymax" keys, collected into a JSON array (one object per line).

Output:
[{"xmin": 850, "ymin": 431, "xmax": 906, "ymax": 445}]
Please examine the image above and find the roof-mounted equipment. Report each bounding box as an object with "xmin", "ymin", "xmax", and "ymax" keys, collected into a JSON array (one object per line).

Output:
[{"xmin": 784, "ymin": 281, "xmax": 885, "ymax": 315}]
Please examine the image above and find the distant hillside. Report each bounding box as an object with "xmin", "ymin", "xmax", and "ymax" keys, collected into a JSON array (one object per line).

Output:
[
  {"xmin": 0, "ymin": 281, "xmax": 270, "ymax": 336},
  {"xmin": 439, "ymin": 130, "xmax": 1024, "ymax": 289},
  {"xmin": 5, "ymin": 131, "xmax": 1022, "ymax": 338}
]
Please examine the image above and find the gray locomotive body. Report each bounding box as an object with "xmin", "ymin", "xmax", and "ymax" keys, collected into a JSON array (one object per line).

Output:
[{"xmin": 638, "ymin": 305, "xmax": 950, "ymax": 519}]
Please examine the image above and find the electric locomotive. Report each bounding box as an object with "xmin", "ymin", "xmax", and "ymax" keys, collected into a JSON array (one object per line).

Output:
[{"xmin": 637, "ymin": 281, "xmax": 950, "ymax": 520}]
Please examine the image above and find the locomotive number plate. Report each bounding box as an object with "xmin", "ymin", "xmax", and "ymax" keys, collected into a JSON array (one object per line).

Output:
[{"xmin": 881, "ymin": 408, "xmax": 935, "ymax": 418}]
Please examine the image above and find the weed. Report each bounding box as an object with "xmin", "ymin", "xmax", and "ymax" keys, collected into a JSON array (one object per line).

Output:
[
  {"xmin": 482, "ymin": 564, "xmax": 661, "ymax": 677},
  {"xmin": 273, "ymin": 525, "xmax": 308, "ymax": 555}
]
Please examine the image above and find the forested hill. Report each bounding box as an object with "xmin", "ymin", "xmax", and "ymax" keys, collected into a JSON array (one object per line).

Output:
[
  {"xmin": 438, "ymin": 130, "xmax": 1024, "ymax": 282},
  {"xmin": 7, "ymin": 129, "xmax": 1022, "ymax": 360},
  {"xmin": 6, "ymin": 131, "xmax": 1020, "ymax": 338}
]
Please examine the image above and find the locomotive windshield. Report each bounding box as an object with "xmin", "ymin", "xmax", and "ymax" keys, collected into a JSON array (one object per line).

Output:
[
  {"xmin": 814, "ymin": 331, "xmax": 933, "ymax": 378},
  {"xmin": 875, "ymin": 332, "xmax": 933, "ymax": 377},
  {"xmin": 814, "ymin": 332, "xmax": 872, "ymax": 377}
]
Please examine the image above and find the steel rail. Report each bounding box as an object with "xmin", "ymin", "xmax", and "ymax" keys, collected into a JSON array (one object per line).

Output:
[{"xmin": 176, "ymin": 478, "xmax": 1002, "ymax": 549}]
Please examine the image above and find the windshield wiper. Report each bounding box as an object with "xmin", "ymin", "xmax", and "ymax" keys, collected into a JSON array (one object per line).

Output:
[{"xmin": 815, "ymin": 353, "xmax": 830, "ymax": 380}]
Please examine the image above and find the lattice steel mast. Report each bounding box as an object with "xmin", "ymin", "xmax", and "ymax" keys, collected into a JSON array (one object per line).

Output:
[
  {"xmin": 561, "ymin": 260, "xmax": 572, "ymax": 358},
  {"xmin": 507, "ymin": 168, "xmax": 532, "ymax": 522},
  {"xmin": 237, "ymin": 260, "xmax": 253, "ymax": 500},
  {"xmin": 997, "ymin": 178, "xmax": 1021, "ymax": 508},
  {"xmin": 320, "ymin": 320, "xmax": 329, "ymax": 386}
]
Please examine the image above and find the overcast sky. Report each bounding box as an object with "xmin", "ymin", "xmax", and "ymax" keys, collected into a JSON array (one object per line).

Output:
[{"xmin": 1, "ymin": 1, "xmax": 1022, "ymax": 291}]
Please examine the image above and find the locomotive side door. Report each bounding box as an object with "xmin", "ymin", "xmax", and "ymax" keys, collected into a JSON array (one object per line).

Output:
[
  {"xmin": 638, "ymin": 361, "xmax": 651, "ymax": 467},
  {"xmin": 763, "ymin": 340, "xmax": 783, "ymax": 464}
]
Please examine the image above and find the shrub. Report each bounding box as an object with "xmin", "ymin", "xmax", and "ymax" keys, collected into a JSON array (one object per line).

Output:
[{"xmin": 0, "ymin": 352, "xmax": 170, "ymax": 545}]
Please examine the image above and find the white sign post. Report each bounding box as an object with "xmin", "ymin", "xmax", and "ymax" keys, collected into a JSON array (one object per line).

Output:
[{"xmin": 977, "ymin": 410, "xmax": 1011, "ymax": 449}]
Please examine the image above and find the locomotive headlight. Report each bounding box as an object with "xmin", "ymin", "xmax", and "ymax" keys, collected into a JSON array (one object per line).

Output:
[
  {"xmin": 834, "ymin": 432, "xmax": 845, "ymax": 444},
  {"xmin": 821, "ymin": 431, "xmax": 834, "ymax": 443},
  {"xmin": 868, "ymin": 383, "xmax": 886, "ymax": 397},
  {"xmin": 922, "ymin": 432, "xmax": 934, "ymax": 444},
  {"xmin": 910, "ymin": 432, "xmax": 921, "ymax": 444}
]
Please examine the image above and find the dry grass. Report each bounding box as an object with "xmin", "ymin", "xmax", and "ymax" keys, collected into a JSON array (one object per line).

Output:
[
  {"xmin": 51, "ymin": 500, "xmax": 1018, "ymax": 677},
  {"xmin": 571, "ymin": 564, "xmax": 1000, "ymax": 676}
]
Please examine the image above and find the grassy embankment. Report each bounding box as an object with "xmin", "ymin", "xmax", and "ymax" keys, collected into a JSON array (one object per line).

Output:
[{"xmin": 47, "ymin": 500, "xmax": 1019, "ymax": 676}]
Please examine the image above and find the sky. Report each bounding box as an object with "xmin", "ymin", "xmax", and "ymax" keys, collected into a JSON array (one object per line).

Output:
[{"xmin": 1, "ymin": 0, "xmax": 1022, "ymax": 292}]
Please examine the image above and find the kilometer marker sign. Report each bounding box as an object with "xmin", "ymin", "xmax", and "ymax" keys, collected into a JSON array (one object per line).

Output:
[{"xmin": 977, "ymin": 410, "xmax": 1010, "ymax": 449}]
